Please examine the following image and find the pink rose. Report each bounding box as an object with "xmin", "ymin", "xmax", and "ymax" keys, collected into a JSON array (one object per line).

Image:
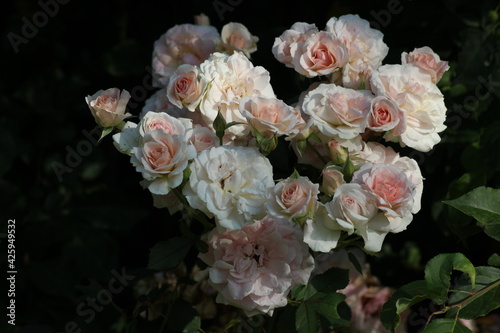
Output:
[
  {"xmin": 272, "ymin": 22, "xmax": 319, "ymax": 68},
  {"xmin": 266, "ymin": 176, "xmax": 320, "ymax": 223},
  {"xmin": 221, "ymin": 22, "xmax": 259, "ymax": 58},
  {"xmin": 139, "ymin": 111, "xmax": 192, "ymax": 137},
  {"xmin": 166, "ymin": 64, "xmax": 206, "ymax": 111},
  {"xmin": 402, "ymin": 46, "xmax": 449, "ymax": 84},
  {"xmin": 367, "ymin": 96, "xmax": 406, "ymax": 139},
  {"xmin": 86, "ymin": 88, "xmax": 131, "ymax": 127},
  {"xmin": 239, "ymin": 96, "xmax": 304, "ymax": 139},
  {"xmin": 152, "ymin": 24, "xmax": 221, "ymax": 87},
  {"xmin": 352, "ymin": 142, "xmax": 423, "ymax": 217},
  {"xmin": 185, "ymin": 126, "xmax": 219, "ymax": 152},
  {"xmin": 141, "ymin": 89, "xmax": 208, "ymax": 127},
  {"xmin": 352, "ymin": 163, "xmax": 416, "ymax": 220},
  {"xmin": 291, "ymin": 31, "xmax": 348, "ymax": 77},
  {"xmin": 198, "ymin": 216, "xmax": 315, "ymax": 316},
  {"xmin": 131, "ymin": 130, "xmax": 196, "ymax": 195}
]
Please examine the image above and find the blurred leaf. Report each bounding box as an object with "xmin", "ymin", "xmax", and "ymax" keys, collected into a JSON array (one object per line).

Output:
[
  {"xmin": 443, "ymin": 186, "xmax": 500, "ymax": 241},
  {"xmin": 381, "ymin": 280, "xmax": 429, "ymax": 332},
  {"xmin": 424, "ymin": 253, "xmax": 476, "ymax": 305},
  {"xmin": 148, "ymin": 236, "xmax": 193, "ymax": 271},
  {"xmin": 456, "ymin": 28, "xmax": 492, "ymax": 84},
  {"xmin": 488, "ymin": 253, "xmax": 500, "ymax": 267},
  {"xmin": 422, "ymin": 318, "xmax": 472, "ymax": 332},
  {"xmin": 166, "ymin": 299, "xmax": 201, "ymax": 333},
  {"xmin": 292, "ymin": 267, "xmax": 349, "ymax": 301}
]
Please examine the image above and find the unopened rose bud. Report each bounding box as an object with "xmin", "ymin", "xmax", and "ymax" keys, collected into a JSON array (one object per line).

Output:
[
  {"xmin": 194, "ymin": 13, "xmax": 210, "ymax": 26},
  {"xmin": 327, "ymin": 140, "xmax": 348, "ymax": 165},
  {"xmin": 321, "ymin": 167, "xmax": 345, "ymax": 196},
  {"xmin": 86, "ymin": 88, "xmax": 132, "ymax": 128}
]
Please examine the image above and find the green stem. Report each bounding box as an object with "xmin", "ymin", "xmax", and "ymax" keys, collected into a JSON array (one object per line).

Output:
[{"xmin": 306, "ymin": 139, "xmax": 328, "ymax": 165}]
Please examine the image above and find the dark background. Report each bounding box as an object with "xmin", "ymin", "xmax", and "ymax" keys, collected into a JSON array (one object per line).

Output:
[{"xmin": 1, "ymin": 0, "xmax": 500, "ymax": 332}]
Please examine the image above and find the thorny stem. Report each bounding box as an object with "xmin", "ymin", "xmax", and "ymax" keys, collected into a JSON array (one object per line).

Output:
[{"xmin": 425, "ymin": 279, "xmax": 500, "ymax": 326}]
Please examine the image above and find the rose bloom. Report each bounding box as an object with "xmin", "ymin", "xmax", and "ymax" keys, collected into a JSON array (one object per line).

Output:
[
  {"xmin": 182, "ymin": 146, "xmax": 274, "ymax": 230},
  {"xmin": 131, "ymin": 130, "xmax": 196, "ymax": 195},
  {"xmin": 86, "ymin": 88, "xmax": 131, "ymax": 128},
  {"xmin": 221, "ymin": 22, "xmax": 259, "ymax": 58},
  {"xmin": 185, "ymin": 126, "xmax": 220, "ymax": 152},
  {"xmin": 367, "ymin": 96, "xmax": 406, "ymax": 140},
  {"xmin": 266, "ymin": 176, "xmax": 320, "ymax": 223},
  {"xmin": 323, "ymin": 183, "xmax": 390, "ymax": 253},
  {"xmin": 326, "ymin": 14, "xmax": 389, "ymax": 89},
  {"xmin": 197, "ymin": 52, "xmax": 275, "ymax": 140},
  {"xmin": 139, "ymin": 111, "xmax": 192, "ymax": 137},
  {"xmin": 352, "ymin": 163, "xmax": 416, "ymax": 234},
  {"xmin": 402, "ymin": 46, "xmax": 449, "ymax": 84},
  {"xmin": 301, "ymin": 83, "xmax": 373, "ymax": 150},
  {"xmin": 290, "ymin": 31, "xmax": 349, "ymax": 78},
  {"xmin": 239, "ymin": 96, "xmax": 304, "ymax": 139},
  {"xmin": 152, "ymin": 23, "xmax": 221, "ymax": 87},
  {"xmin": 352, "ymin": 141, "xmax": 423, "ymax": 218},
  {"xmin": 321, "ymin": 167, "xmax": 346, "ymax": 196},
  {"xmin": 198, "ymin": 216, "xmax": 315, "ymax": 316},
  {"xmin": 166, "ymin": 64, "xmax": 206, "ymax": 111},
  {"xmin": 370, "ymin": 64, "xmax": 447, "ymax": 152},
  {"xmin": 272, "ymin": 22, "xmax": 319, "ymax": 68},
  {"xmin": 141, "ymin": 88, "xmax": 208, "ymax": 127}
]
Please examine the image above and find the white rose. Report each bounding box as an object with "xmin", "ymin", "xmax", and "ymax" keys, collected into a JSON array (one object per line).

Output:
[
  {"xmin": 322, "ymin": 183, "xmax": 391, "ymax": 252},
  {"xmin": 239, "ymin": 96, "xmax": 304, "ymax": 139},
  {"xmin": 221, "ymin": 22, "xmax": 259, "ymax": 58},
  {"xmin": 197, "ymin": 52, "xmax": 275, "ymax": 140},
  {"xmin": 182, "ymin": 146, "xmax": 274, "ymax": 230},
  {"xmin": 326, "ymin": 14, "xmax": 389, "ymax": 89},
  {"xmin": 272, "ymin": 22, "xmax": 319, "ymax": 68},
  {"xmin": 370, "ymin": 64, "xmax": 447, "ymax": 152},
  {"xmin": 301, "ymin": 83, "xmax": 373, "ymax": 150}
]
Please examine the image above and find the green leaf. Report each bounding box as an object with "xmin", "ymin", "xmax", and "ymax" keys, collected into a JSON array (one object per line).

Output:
[
  {"xmin": 99, "ymin": 127, "xmax": 114, "ymax": 141},
  {"xmin": 290, "ymin": 169, "xmax": 301, "ymax": 179},
  {"xmin": 147, "ymin": 236, "xmax": 193, "ymax": 271},
  {"xmin": 296, "ymin": 301, "xmax": 318, "ymax": 333},
  {"xmin": 422, "ymin": 318, "xmax": 472, "ymax": 333},
  {"xmin": 425, "ymin": 253, "xmax": 476, "ymax": 305},
  {"xmin": 443, "ymin": 186, "xmax": 500, "ymax": 241},
  {"xmin": 447, "ymin": 266, "xmax": 500, "ymax": 319},
  {"xmin": 293, "ymin": 268, "xmax": 349, "ymax": 301},
  {"xmin": 309, "ymin": 292, "xmax": 345, "ymax": 322},
  {"xmin": 488, "ymin": 253, "xmax": 500, "ymax": 267},
  {"xmin": 381, "ymin": 280, "xmax": 429, "ymax": 332}
]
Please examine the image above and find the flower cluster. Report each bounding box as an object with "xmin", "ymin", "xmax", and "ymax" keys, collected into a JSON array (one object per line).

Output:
[{"xmin": 85, "ymin": 13, "xmax": 448, "ymax": 321}]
